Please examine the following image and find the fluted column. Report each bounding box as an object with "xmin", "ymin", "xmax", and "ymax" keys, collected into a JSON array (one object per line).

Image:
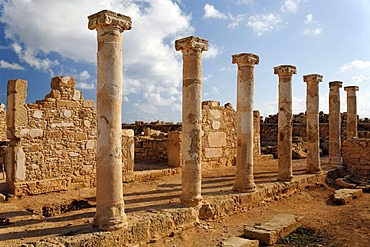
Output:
[
  {"xmin": 304, "ymin": 74, "xmax": 323, "ymax": 174},
  {"xmin": 274, "ymin": 65, "xmax": 296, "ymax": 182},
  {"xmin": 344, "ymin": 86, "xmax": 359, "ymax": 140},
  {"xmin": 88, "ymin": 10, "xmax": 132, "ymax": 230},
  {"xmin": 232, "ymin": 53, "xmax": 259, "ymax": 193},
  {"xmin": 329, "ymin": 81, "xmax": 343, "ymax": 166},
  {"xmin": 175, "ymin": 36, "xmax": 208, "ymax": 207}
]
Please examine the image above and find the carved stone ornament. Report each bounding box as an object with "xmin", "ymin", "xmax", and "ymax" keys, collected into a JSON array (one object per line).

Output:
[
  {"xmin": 274, "ymin": 65, "xmax": 297, "ymax": 76},
  {"xmin": 232, "ymin": 53, "xmax": 259, "ymax": 66},
  {"xmin": 175, "ymin": 36, "xmax": 209, "ymax": 52},
  {"xmin": 88, "ymin": 10, "xmax": 132, "ymax": 32},
  {"xmin": 303, "ymin": 74, "xmax": 323, "ymax": 83}
]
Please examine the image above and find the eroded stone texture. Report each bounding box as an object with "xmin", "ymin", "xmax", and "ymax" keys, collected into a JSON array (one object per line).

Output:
[
  {"xmin": 304, "ymin": 74, "xmax": 323, "ymax": 174},
  {"xmin": 232, "ymin": 53, "xmax": 259, "ymax": 193},
  {"xmin": 88, "ymin": 10, "xmax": 132, "ymax": 230},
  {"xmin": 274, "ymin": 65, "xmax": 296, "ymax": 182},
  {"xmin": 168, "ymin": 131, "xmax": 182, "ymax": 167},
  {"xmin": 344, "ymin": 86, "xmax": 359, "ymax": 140},
  {"xmin": 175, "ymin": 36, "xmax": 208, "ymax": 207},
  {"xmin": 343, "ymin": 139, "xmax": 370, "ymax": 181},
  {"xmin": 329, "ymin": 81, "xmax": 343, "ymax": 166},
  {"xmin": 0, "ymin": 103, "xmax": 6, "ymax": 141}
]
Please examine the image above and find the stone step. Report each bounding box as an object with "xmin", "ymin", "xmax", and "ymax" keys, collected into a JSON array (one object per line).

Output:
[
  {"xmin": 244, "ymin": 213, "xmax": 303, "ymax": 245},
  {"xmin": 333, "ymin": 188, "xmax": 363, "ymax": 205},
  {"xmin": 220, "ymin": 236, "xmax": 259, "ymax": 247}
]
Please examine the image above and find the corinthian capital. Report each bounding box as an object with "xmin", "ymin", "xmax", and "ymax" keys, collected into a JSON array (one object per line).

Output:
[
  {"xmin": 232, "ymin": 53, "xmax": 259, "ymax": 66},
  {"xmin": 274, "ymin": 65, "xmax": 297, "ymax": 76},
  {"xmin": 88, "ymin": 10, "xmax": 132, "ymax": 32},
  {"xmin": 303, "ymin": 74, "xmax": 323, "ymax": 83},
  {"xmin": 175, "ymin": 36, "xmax": 208, "ymax": 53}
]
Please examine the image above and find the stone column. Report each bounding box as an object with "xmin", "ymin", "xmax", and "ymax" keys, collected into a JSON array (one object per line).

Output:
[
  {"xmin": 304, "ymin": 74, "xmax": 323, "ymax": 174},
  {"xmin": 274, "ymin": 65, "xmax": 296, "ymax": 182},
  {"xmin": 175, "ymin": 36, "xmax": 208, "ymax": 206},
  {"xmin": 88, "ymin": 10, "xmax": 132, "ymax": 231},
  {"xmin": 232, "ymin": 53, "xmax": 259, "ymax": 193},
  {"xmin": 329, "ymin": 81, "xmax": 343, "ymax": 166},
  {"xmin": 344, "ymin": 86, "xmax": 359, "ymax": 140}
]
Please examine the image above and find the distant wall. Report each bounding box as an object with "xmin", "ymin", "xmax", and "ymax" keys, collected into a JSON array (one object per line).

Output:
[{"xmin": 343, "ymin": 139, "xmax": 370, "ymax": 180}]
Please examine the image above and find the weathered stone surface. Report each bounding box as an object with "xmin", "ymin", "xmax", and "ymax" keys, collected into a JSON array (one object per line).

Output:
[
  {"xmin": 168, "ymin": 131, "xmax": 182, "ymax": 167},
  {"xmin": 208, "ymin": 132, "xmax": 227, "ymax": 147},
  {"xmin": 221, "ymin": 236, "xmax": 259, "ymax": 247},
  {"xmin": 0, "ymin": 193, "xmax": 6, "ymax": 202},
  {"xmin": 292, "ymin": 149, "xmax": 307, "ymax": 159},
  {"xmin": 0, "ymin": 104, "xmax": 6, "ymax": 141},
  {"xmin": 333, "ymin": 188, "xmax": 363, "ymax": 205},
  {"xmin": 329, "ymin": 81, "xmax": 343, "ymax": 166},
  {"xmin": 335, "ymin": 178, "xmax": 356, "ymax": 189},
  {"xmin": 244, "ymin": 213, "xmax": 304, "ymax": 245},
  {"xmin": 344, "ymin": 86, "xmax": 359, "ymax": 140},
  {"xmin": 343, "ymin": 139, "xmax": 370, "ymax": 181},
  {"xmin": 204, "ymin": 148, "xmax": 222, "ymax": 158}
]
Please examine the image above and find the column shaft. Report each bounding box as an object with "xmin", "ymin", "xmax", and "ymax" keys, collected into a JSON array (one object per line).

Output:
[
  {"xmin": 344, "ymin": 86, "xmax": 359, "ymax": 140},
  {"xmin": 329, "ymin": 81, "xmax": 343, "ymax": 166},
  {"xmin": 88, "ymin": 10, "xmax": 132, "ymax": 230},
  {"xmin": 175, "ymin": 36, "xmax": 208, "ymax": 207},
  {"xmin": 274, "ymin": 65, "xmax": 296, "ymax": 182},
  {"xmin": 232, "ymin": 53, "xmax": 259, "ymax": 193},
  {"xmin": 304, "ymin": 74, "xmax": 322, "ymax": 174}
]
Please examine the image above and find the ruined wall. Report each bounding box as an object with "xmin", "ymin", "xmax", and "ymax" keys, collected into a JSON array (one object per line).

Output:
[
  {"xmin": 6, "ymin": 77, "xmax": 97, "ymax": 195},
  {"xmin": 135, "ymin": 137, "xmax": 168, "ymax": 162},
  {"xmin": 0, "ymin": 103, "xmax": 6, "ymax": 141},
  {"xmin": 343, "ymin": 139, "xmax": 370, "ymax": 181},
  {"xmin": 201, "ymin": 101, "xmax": 260, "ymax": 168}
]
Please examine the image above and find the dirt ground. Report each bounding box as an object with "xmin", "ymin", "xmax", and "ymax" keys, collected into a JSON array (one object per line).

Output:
[{"xmin": 0, "ymin": 158, "xmax": 369, "ymax": 246}]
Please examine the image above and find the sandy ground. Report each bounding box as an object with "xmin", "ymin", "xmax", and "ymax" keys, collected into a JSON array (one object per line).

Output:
[{"xmin": 0, "ymin": 158, "xmax": 369, "ymax": 246}]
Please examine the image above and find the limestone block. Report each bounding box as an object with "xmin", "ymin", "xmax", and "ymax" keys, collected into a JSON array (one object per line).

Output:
[
  {"xmin": 333, "ymin": 188, "xmax": 363, "ymax": 205},
  {"xmin": 32, "ymin": 110, "xmax": 43, "ymax": 119},
  {"xmin": 72, "ymin": 90, "xmax": 81, "ymax": 101},
  {"xmin": 51, "ymin": 76, "xmax": 75, "ymax": 89},
  {"xmin": 14, "ymin": 145, "xmax": 26, "ymax": 181},
  {"xmin": 211, "ymin": 120, "xmax": 220, "ymax": 130},
  {"xmin": 56, "ymin": 100, "xmax": 79, "ymax": 108},
  {"xmin": 205, "ymin": 148, "xmax": 222, "ymax": 158},
  {"xmin": 82, "ymin": 100, "xmax": 95, "ymax": 108},
  {"xmin": 292, "ymin": 149, "xmax": 307, "ymax": 159},
  {"xmin": 83, "ymin": 120, "xmax": 91, "ymax": 128},
  {"xmin": 50, "ymin": 122, "xmax": 74, "ymax": 128},
  {"xmin": 76, "ymin": 132, "xmax": 87, "ymax": 141},
  {"xmin": 19, "ymin": 129, "xmax": 29, "ymax": 137},
  {"xmin": 208, "ymin": 132, "xmax": 226, "ymax": 147},
  {"xmin": 63, "ymin": 110, "xmax": 72, "ymax": 118},
  {"xmin": 210, "ymin": 109, "xmax": 222, "ymax": 119},
  {"xmin": 244, "ymin": 214, "xmax": 304, "ymax": 245},
  {"xmin": 221, "ymin": 236, "xmax": 259, "ymax": 247},
  {"xmin": 29, "ymin": 129, "xmax": 43, "ymax": 138}
]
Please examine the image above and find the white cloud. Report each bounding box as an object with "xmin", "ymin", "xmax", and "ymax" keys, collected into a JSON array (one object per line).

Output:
[
  {"xmin": 203, "ymin": 4, "xmax": 228, "ymax": 19},
  {"xmin": 281, "ymin": 0, "xmax": 301, "ymax": 13},
  {"xmin": 75, "ymin": 81, "xmax": 95, "ymax": 90},
  {"xmin": 236, "ymin": 0, "xmax": 253, "ymax": 4},
  {"xmin": 0, "ymin": 59, "xmax": 25, "ymax": 70},
  {"xmin": 227, "ymin": 14, "xmax": 245, "ymax": 29},
  {"xmin": 1, "ymin": 0, "xmax": 194, "ymax": 121},
  {"xmin": 305, "ymin": 13, "xmax": 313, "ymax": 23},
  {"xmin": 340, "ymin": 60, "xmax": 370, "ymax": 72},
  {"xmin": 352, "ymin": 75, "xmax": 368, "ymax": 84},
  {"xmin": 203, "ymin": 45, "xmax": 222, "ymax": 59},
  {"xmin": 247, "ymin": 13, "xmax": 282, "ymax": 36},
  {"xmin": 78, "ymin": 70, "xmax": 91, "ymax": 80},
  {"xmin": 302, "ymin": 28, "xmax": 322, "ymax": 36}
]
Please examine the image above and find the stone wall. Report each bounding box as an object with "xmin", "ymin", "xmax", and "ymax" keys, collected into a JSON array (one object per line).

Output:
[
  {"xmin": 5, "ymin": 77, "xmax": 97, "ymax": 195},
  {"xmin": 0, "ymin": 103, "xmax": 6, "ymax": 141},
  {"xmin": 343, "ymin": 139, "xmax": 370, "ymax": 181},
  {"xmin": 201, "ymin": 101, "xmax": 260, "ymax": 168},
  {"xmin": 135, "ymin": 137, "xmax": 168, "ymax": 162}
]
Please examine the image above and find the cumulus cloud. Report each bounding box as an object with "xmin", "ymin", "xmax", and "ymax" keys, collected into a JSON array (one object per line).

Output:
[
  {"xmin": 227, "ymin": 14, "xmax": 245, "ymax": 29},
  {"xmin": 203, "ymin": 4, "xmax": 228, "ymax": 19},
  {"xmin": 0, "ymin": 59, "xmax": 25, "ymax": 70},
  {"xmin": 352, "ymin": 75, "xmax": 368, "ymax": 84},
  {"xmin": 281, "ymin": 0, "xmax": 301, "ymax": 13},
  {"xmin": 203, "ymin": 45, "xmax": 222, "ymax": 59},
  {"xmin": 1, "ymin": 0, "xmax": 194, "ymax": 121},
  {"xmin": 340, "ymin": 60, "xmax": 370, "ymax": 72},
  {"xmin": 247, "ymin": 13, "xmax": 282, "ymax": 36},
  {"xmin": 305, "ymin": 13, "xmax": 313, "ymax": 24},
  {"xmin": 76, "ymin": 81, "xmax": 95, "ymax": 90}
]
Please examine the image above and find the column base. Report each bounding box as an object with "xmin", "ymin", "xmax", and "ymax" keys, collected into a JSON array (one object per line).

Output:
[
  {"xmin": 93, "ymin": 202, "xmax": 128, "ymax": 231},
  {"xmin": 233, "ymin": 183, "xmax": 257, "ymax": 193},
  {"xmin": 329, "ymin": 157, "xmax": 343, "ymax": 168},
  {"xmin": 277, "ymin": 175, "xmax": 293, "ymax": 182},
  {"xmin": 306, "ymin": 167, "xmax": 322, "ymax": 174},
  {"xmin": 180, "ymin": 195, "xmax": 202, "ymax": 207}
]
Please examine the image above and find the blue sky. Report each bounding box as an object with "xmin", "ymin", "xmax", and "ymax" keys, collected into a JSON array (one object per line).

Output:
[{"xmin": 0, "ymin": 0, "xmax": 370, "ymax": 123}]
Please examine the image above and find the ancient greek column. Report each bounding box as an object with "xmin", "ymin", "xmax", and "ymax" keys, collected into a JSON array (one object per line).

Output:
[
  {"xmin": 175, "ymin": 36, "xmax": 208, "ymax": 206},
  {"xmin": 304, "ymin": 74, "xmax": 323, "ymax": 174},
  {"xmin": 344, "ymin": 86, "xmax": 359, "ymax": 140},
  {"xmin": 232, "ymin": 53, "xmax": 259, "ymax": 193},
  {"xmin": 329, "ymin": 81, "xmax": 343, "ymax": 167},
  {"xmin": 274, "ymin": 65, "xmax": 297, "ymax": 182},
  {"xmin": 88, "ymin": 10, "xmax": 132, "ymax": 230}
]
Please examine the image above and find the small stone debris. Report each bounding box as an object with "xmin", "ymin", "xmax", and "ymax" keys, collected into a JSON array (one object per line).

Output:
[
  {"xmin": 0, "ymin": 193, "xmax": 6, "ymax": 202},
  {"xmin": 332, "ymin": 188, "xmax": 363, "ymax": 205},
  {"xmin": 244, "ymin": 213, "xmax": 304, "ymax": 245},
  {"xmin": 219, "ymin": 236, "xmax": 259, "ymax": 247}
]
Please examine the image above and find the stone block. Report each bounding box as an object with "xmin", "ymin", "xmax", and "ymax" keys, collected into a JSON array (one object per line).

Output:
[
  {"xmin": 333, "ymin": 188, "xmax": 363, "ymax": 205},
  {"xmin": 244, "ymin": 214, "xmax": 304, "ymax": 245},
  {"xmin": 208, "ymin": 132, "xmax": 226, "ymax": 147},
  {"xmin": 221, "ymin": 236, "xmax": 259, "ymax": 247},
  {"xmin": 83, "ymin": 100, "xmax": 95, "ymax": 108},
  {"xmin": 56, "ymin": 100, "xmax": 79, "ymax": 108},
  {"xmin": 51, "ymin": 76, "xmax": 75, "ymax": 89},
  {"xmin": 205, "ymin": 148, "xmax": 222, "ymax": 158}
]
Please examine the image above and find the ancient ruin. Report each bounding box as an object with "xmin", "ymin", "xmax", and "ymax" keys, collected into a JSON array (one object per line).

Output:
[
  {"xmin": 329, "ymin": 81, "xmax": 343, "ymax": 167},
  {"xmin": 88, "ymin": 10, "xmax": 132, "ymax": 230},
  {"xmin": 344, "ymin": 86, "xmax": 359, "ymax": 140},
  {"xmin": 175, "ymin": 36, "xmax": 208, "ymax": 207},
  {"xmin": 274, "ymin": 65, "xmax": 297, "ymax": 182}
]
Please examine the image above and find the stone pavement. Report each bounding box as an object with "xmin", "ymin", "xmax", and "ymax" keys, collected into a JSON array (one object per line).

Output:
[{"xmin": 0, "ymin": 158, "xmax": 329, "ymax": 246}]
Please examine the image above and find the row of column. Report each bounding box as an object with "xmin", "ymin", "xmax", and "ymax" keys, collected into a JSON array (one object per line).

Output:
[{"xmin": 88, "ymin": 10, "xmax": 360, "ymax": 231}]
